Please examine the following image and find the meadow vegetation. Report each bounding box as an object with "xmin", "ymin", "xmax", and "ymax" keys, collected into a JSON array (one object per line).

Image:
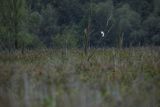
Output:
[
  {"xmin": 0, "ymin": 47, "xmax": 160, "ymax": 107},
  {"xmin": 0, "ymin": 0, "xmax": 160, "ymax": 107}
]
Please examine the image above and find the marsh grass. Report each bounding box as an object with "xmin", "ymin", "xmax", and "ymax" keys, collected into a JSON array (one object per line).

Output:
[{"xmin": 0, "ymin": 47, "xmax": 160, "ymax": 107}]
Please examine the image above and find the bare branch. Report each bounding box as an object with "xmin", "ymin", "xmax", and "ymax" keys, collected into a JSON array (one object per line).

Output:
[
  {"xmin": 106, "ymin": 24, "xmax": 113, "ymax": 35},
  {"xmin": 106, "ymin": 14, "xmax": 112, "ymax": 27}
]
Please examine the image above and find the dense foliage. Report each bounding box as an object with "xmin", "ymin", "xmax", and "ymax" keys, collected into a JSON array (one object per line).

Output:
[{"xmin": 0, "ymin": 0, "xmax": 160, "ymax": 50}]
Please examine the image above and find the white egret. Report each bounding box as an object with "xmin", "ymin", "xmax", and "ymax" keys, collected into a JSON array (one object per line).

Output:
[{"xmin": 101, "ymin": 31, "xmax": 105, "ymax": 37}]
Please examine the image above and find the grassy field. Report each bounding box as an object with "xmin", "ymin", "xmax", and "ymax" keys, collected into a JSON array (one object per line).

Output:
[{"xmin": 0, "ymin": 47, "xmax": 160, "ymax": 107}]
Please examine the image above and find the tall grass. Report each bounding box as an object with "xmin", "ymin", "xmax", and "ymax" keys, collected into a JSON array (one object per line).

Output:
[{"xmin": 0, "ymin": 47, "xmax": 160, "ymax": 107}]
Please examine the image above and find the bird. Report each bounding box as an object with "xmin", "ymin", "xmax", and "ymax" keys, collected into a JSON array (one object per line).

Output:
[{"xmin": 101, "ymin": 31, "xmax": 105, "ymax": 37}]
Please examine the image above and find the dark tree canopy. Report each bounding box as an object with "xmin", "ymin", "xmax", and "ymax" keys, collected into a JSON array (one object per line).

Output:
[{"xmin": 0, "ymin": 0, "xmax": 160, "ymax": 51}]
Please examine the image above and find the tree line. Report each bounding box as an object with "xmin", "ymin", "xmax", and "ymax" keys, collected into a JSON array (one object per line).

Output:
[{"xmin": 0, "ymin": 0, "xmax": 160, "ymax": 51}]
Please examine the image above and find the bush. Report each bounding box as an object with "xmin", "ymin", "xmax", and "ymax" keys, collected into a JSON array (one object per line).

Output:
[
  {"xmin": 52, "ymin": 26, "xmax": 78, "ymax": 48},
  {"xmin": 17, "ymin": 32, "xmax": 44, "ymax": 49}
]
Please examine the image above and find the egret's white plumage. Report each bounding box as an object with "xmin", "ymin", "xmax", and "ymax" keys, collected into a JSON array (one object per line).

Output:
[{"xmin": 101, "ymin": 31, "xmax": 104, "ymax": 37}]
